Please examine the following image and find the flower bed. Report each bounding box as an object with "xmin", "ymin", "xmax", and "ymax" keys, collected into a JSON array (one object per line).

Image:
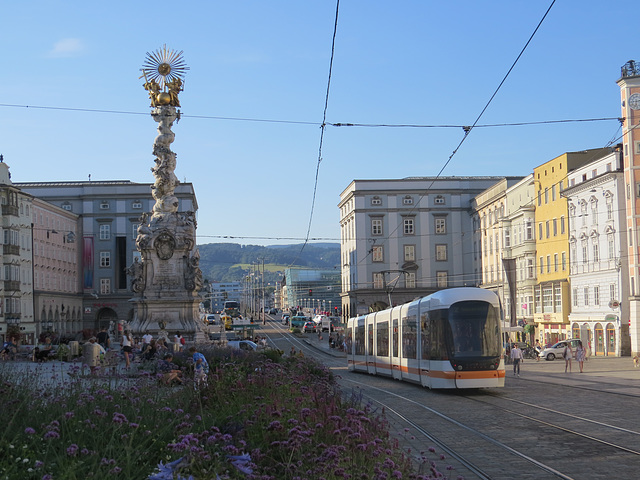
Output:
[{"xmin": 0, "ymin": 347, "xmax": 457, "ymax": 479}]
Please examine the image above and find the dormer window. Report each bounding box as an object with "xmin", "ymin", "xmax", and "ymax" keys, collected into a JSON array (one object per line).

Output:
[
  {"xmin": 100, "ymin": 201, "xmax": 110, "ymax": 210},
  {"xmin": 403, "ymin": 195, "xmax": 413, "ymax": 205},
  {"xmin": 61, "ymin": 202, "xmax": 72, "ymax": 211},
  {"xmin": 434, "ymin": 195, "xmax": 445, "ymax": 205},
  {"xmin": 371, "ymin": 196, "xmax": 382, "ymax": 206},
  {"xmin": 132, "ymin": 201, "xmax": 143, "ymax": 209}
]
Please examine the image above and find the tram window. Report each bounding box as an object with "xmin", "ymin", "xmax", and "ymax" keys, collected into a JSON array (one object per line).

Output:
[
  {"xmin": 421, "ymin": 314, "xmax": 430, "ymax": 360},
  {"xmin": 368, "ymin": 324, "xmax": 374, "ymax": 355},
  {"xmin": 429, "ymin": 310, "xmax": 448, "ymax": 360},
  {"xmin": 377, "ymin": 321, "xmax": 389, "ymax": 356},
  {"xmin": 449, "ymin": 301, "xmax": 501, "ymax": 356},
  {"xmin": 346, "ymin": 328, "xmax": 353, "ymax": 353},
  {"xmin": 402, "ymin": 315, "xmax": 417, "ymax": 359},
  {"xmin": 392, "ymin": 319, "xmax": 399, "ymax": 357},
  {"xmin": 355, "ymin": 325, "xmax": 365, "ymax": 355}
]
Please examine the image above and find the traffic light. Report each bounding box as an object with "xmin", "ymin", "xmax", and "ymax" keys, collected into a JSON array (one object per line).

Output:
[{"xmin": 308, "ymin": 289, "xmax": 313, "ymax": 296}]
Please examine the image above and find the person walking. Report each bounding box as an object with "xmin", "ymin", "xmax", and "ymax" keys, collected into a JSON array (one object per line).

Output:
[
  {"xmin": 510, "ymin": 343, "xmax": 523, "ymax": 377},
  {"xmin": 121, "ymin": 331, "xmax": 133, "ymax": 368},
  {"xmin": 96, "ymin": 327, "xmax": 110, "ymax": 351},
  {"xmin": 575, "ymin": 340, "xmax": 586, "ymax": 373},
  {"xmin": 564, "ymin": 342, "xmax": 573, "ymax": 373}
]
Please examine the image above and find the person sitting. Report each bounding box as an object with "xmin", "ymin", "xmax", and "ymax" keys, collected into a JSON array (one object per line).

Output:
[
  {"xmin": 1, "ymin": 337, "xmax": 18, "ymax": 360},
  {"xmin": 34, "ymin": 337, "xmax": 54, "ymax": 362},
  {"xmin": 140, "ymin": 339, "xmax": 157, "ymax": 361},
  {"xmin": 158, "ymin": 353, "xmax": 183, "ymax": 385}
]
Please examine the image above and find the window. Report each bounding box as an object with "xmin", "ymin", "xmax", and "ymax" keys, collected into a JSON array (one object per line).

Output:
[
  {"xmin": 573, "ymin": 288, "xmax": 578, "ymax": 307},
  {"xmin": 562, "ymin": 252, "xmax": 567, "ymax": 270},
  {"xmin": 593, "ymin": 243, "xmax": 599, "ymax": 262},
  {"xmin": 545, "ymin": 188, "xmax": 549, "ymax": 204},
  {"xmin": 554, "ymin": 285, "xmax": 562, "ymax": 310},
  {"xmin": 584, "ymin": 287, "xmax": 589, "ymax": 306},
  {"xmin": 371, "ymin": 196, "xmax": 382, "ymax": 205},
  {"xmin": 434, "ymin": 195, "xmax": 445, "ymax": 204},
  {"xmin": 100, "ymin": 251, "xmax": 111, "ymax": 268},
  {"xmin": 371, "ymin": 218, "xmax": 383, "ymax": 236},
  {"xmin": 404, "ymin": 245, "xmax": 415, "ymax": 262},
  {"xmin": 610, "ymin": 284, "xmax": 616, "ymax": 302},
  {"xmin": 99, "ymin": 224, "xmax": 111, "ymax": 240},
  {"xmin": 373, "ymin": 273, "xmax": 384, "ymax": 289},
  {"xmin": 372, "ymin": 245, "xmax": 384, "ymax": 262},
  {"xmin": 582, "ymin": 242, "xmax": 588, "ymax": 264},
  {"xmin": 403, "ymin": 218, "xmax": 415, "ymax": 235},
  {"xmin": 504, "ymin": 228, "xmax": 510, "ymax": 247},
  {"xmin": 552, "ymin": 184, "xmax": 556, "ymax": 201},
  {"xmin": 543, "ymin": 286, "xmax": 553, "ymax": 313},
  {"xmin": 62, "ymin": 203, "xmax": 72, "ymax": 211},
  {"xmin": 546, "ymin": 221, "xmax": 550, "ymax": 238},
  {"xmin": 132, "ymin": 201, "xmax": 143, "ymax": 209},
  {"xmin": 537, "ymin": 190, "xmax": 541, "ymax": 206},
  {"xmin": 539, "ymin": 256, "xmax": 544, "ymax": 274},
  {"xmin": 132, "ymin": 224, "xmax": 139, "ymax": 240},
  {"xmin": 553, "ymin": 218, "xmax": 557, "ymax": 236},
  {"xmin": 525, "ymin": 220, "xmax": 533, "ymax": 240},
  {"xmin": 560, "ymin": 216, "xmax": 565, "ymax": 234},
  {"xmin": 538, "ymin": 223, "xmax": 543, "ymax": 240},
  {"xmin": 527, "ymin": 258, "xmax": 534, "ymax": 278},
  {"xmin": 607, "ymin": 202, "xmax": 613, "ymax": 220},
  {"xmin": 100, "ymin": 201, "xmax": 110, "ymax": 210},
  {"xmin": 100, "ymin": 278, "xmax": 111, "ymax": 295},
  {"xmin": 594, "ymin": 286, "xmax": 600, "ymax": 306},
  {"xmin": 405, "ymin": 272, "xmax": 416, "ymax": 288},
  {"xmin": 436, "ymin": 271, "xmax": 448, "ymax": 288},
  {"xmin": 546, "ymin": 255, "xmax": 551, "ymax": 273},
  {"xmin": 608, "ymin": 235, "xmax": 615, "ymax": 259},
  {"xmin": 554, "ymin": 253, "xmax": 558, "ymax": 272},
  {"xmin": 403, "ymin": 195, "xmax": 413, "ymax": 205},
  {"xmin": 434, "ymin": 217, "xmax": 446, "ymax": 234},
  {"xmin": 436, "ymin": 244, "xmax": 447, "ymax": 261}
]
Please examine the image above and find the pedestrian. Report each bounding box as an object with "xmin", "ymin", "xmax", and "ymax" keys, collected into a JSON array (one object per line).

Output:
[
  {"xmin": 174, "ymin": 331, "xmax": 185, "ymax": 351},
  {"xmin": 96, "ymin": 327, "xmax": 110, "ymax": 351},
  {"xmin": 534, "ymin": 339, "xmax": 541, "ymax": 361},
  {"xmin": 141, "ymin": 331, "xmax": 152, "ymax": 353},
  {"xmin": 575, "ymin": 340, "xmax": 586, "ymax": 373},
  {"xmin": 122, "ymin": 331, "xmax": 133, "ymax": 368},
  {"xmin": 564, "ymin": 342, "xmax": 573, "ymax": 373},
  {"xmin": 158, "ymin": 353, "xmax": 183, "ymax": 385},
  {"xmin": 189, "ymin": 346, "xmax": 209, "ymax": 386},
  {"xmin": 510, "ymin": 343, "xmax": 523, "ymax": 377}
]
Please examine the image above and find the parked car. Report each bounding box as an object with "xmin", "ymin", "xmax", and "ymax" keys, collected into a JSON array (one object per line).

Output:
[
  {"xmin": 302, "ymin": 321, "xmax": 317, "ymax": 333},
  {"xmin": 227, "ymin": 340, "xmax": 259, "ymax": 351},
  {"xmin": 269, "ymin": 308, "xmax": 278, "ymax": 315},
  {"xmin": 540, "ymin": 339, "xmax": 581, "ymax": 361}
]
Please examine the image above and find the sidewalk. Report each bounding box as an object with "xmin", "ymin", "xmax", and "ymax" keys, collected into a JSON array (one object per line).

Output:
[
  {"xmin": 508, "ymin": 355, "xmax": 640, "ymax": 393},
  {"xmin": 301, "ymin": 331, "xmax": 346, "ymax": 358}
]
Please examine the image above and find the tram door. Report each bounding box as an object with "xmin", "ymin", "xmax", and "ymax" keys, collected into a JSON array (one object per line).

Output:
[
  {"xmin": 419, "ymin": 305, "xmax": 431, "ymax": 388},
  {"xmin": 391, "ymin": 317, "xmax": 401, "ymax": 380},
  {"xmin": 367, "ymin": 316, "xmax": 376, "ymax": 374}
]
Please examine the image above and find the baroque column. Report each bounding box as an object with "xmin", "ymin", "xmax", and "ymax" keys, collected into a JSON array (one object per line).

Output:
[{"xmin": 128, "ymin": 45, "xmax": 205, "ymax": 342}]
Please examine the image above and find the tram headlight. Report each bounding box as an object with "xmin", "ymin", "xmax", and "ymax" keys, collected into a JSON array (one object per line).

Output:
[{"xmin": 457, "ymin": 365, "xmax": 463, "ymax": 371}]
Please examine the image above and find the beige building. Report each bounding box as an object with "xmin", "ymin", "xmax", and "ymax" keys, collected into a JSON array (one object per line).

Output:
[{"xmin": 32, "ymin": 197, "xmax": 82, "ymax": 339}]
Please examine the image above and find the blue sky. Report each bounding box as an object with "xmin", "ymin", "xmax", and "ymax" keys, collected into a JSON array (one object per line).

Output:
[{"xmin": 0, "ymin": 1, "xmax": 630, "ymax": 246}]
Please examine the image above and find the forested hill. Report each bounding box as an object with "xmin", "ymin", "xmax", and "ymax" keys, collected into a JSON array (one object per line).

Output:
[{"xmin": 196, "ymin": 243, "xmax": 340, "ymax": 284}]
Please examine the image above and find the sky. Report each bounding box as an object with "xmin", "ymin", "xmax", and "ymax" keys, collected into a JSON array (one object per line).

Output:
[{"xmin": 0, "ymin": 1, "xmax": 632, "ymax": 246}]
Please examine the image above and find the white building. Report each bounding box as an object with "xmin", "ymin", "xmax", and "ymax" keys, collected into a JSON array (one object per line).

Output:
[
  {"xmin": 0, "ymin": 160, "xmax": 35, "ymax": 344},
  {"xmin": 563, "ymin": 147, "xmax": 629, "ymax": 356},
  {"xmin": 339, "ymin": 176, "xmax": 510, "ymax": 318}
]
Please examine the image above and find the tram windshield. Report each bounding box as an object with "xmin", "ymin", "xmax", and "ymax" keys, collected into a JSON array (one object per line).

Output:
[{"xmin": 448, "ymin": 300, "xmax": 501, "ymax": 357}]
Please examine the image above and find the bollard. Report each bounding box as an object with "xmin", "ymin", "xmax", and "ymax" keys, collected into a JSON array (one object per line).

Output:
[
  {"xmin": 69, "ymin": 341, "xmax": 79, "ymax": 357},
  {"xmin": 82, "ymin": 343, "xmax": 101, "ymax": 369}
]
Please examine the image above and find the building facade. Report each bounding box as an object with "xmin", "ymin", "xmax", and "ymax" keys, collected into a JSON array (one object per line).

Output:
[
  {"xmin": 563, "ymin": 148, "xmax": 629, "ymax": 356},
  {"xmin": 32, "ymin": 197, "xmax": 82, "ymax": 339},
  {"xmin": 0, "ymin": 161, "xmax": 35, "ymax": 344},
  {"xmin": 533, "ymin": 148, "xmax": 612, "ymax": 345},
  {"xmin": 618, "ymin": 60, "xmax": 640, "ymax": 356},
  {"xmin": 15, "ymin": 180, "xmax": 198, "ymax": 333},
  {"xmin": 284, "ymin": 268, "xmax": 340, "ymax": 314},
  {"xmin": 339, "ymin": 177, "xmax": 510, "ymax": 318}
]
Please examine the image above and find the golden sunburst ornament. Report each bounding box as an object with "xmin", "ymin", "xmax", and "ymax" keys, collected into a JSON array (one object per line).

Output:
[{"xmin": 140, "ymin": 44, "xmax": 189, "ymax": 90}]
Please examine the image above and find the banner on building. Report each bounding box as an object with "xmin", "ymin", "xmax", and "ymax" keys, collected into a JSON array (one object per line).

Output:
[{"xmin": 83, "ymin": 236, "xmax": 94, "ymax": 289}]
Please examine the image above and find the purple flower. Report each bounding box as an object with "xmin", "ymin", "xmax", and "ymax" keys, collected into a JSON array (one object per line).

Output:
[
  {"xmin": 228, "ymin": 453, "xmax": 253, "ymax": 475},
  {"xmin": 24, "ymin": 427, "xmax": 36, "ymax": 435},
  {"xmin": 44, "ymin": 431, "xmax": 60, "ymax": 439},
  {"xmin": 66, "ymin": 444, "xmax": 79, "ymax": 456},
  {"xmin": 35, "ymin": 461, "xmax": 44, "ymax": 468},
  {"xmin": 42, "ymin": 475, "xmax": 53, "ymax": 480},
  {"xmin": 65, "ymin": 411, "xmax": 75, "ymax": 419}
]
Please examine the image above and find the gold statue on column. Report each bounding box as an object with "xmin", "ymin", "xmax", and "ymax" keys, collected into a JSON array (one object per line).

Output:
[{"xmin": 140, "ymin": 44, "xmax": 189, "ymax": 107}]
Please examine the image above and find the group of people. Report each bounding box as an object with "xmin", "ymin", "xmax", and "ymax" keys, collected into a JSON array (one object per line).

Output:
[
  {"xmin": 120, "ymin": 331, "xmax": 185, "ymax": 368},
  {"xmin": 509, "ymin": 339, "xmax": 588, "ymax": 376}
]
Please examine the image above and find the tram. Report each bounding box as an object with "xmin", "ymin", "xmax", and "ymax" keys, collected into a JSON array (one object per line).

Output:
[{"xmin": 346, "ymin": 287, "xmax": 505, "ymax": 389}]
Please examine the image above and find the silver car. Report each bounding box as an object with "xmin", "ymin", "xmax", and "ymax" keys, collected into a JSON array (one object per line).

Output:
[{"xmin": 540, "ymin": 338, "xmax": 581, "ymax": 361}]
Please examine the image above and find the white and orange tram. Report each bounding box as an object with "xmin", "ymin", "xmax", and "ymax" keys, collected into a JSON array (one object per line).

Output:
[{"xmin": 346, "ymin": 287, "xmax": 505, "ymax": 389}]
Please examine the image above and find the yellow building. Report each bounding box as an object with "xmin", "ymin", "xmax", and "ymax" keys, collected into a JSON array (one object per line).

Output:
[{"xmin": 533, "ymin": 148, "xmax": 612, "ymax": 345}]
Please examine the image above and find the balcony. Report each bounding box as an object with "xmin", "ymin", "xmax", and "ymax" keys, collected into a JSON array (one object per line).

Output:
[
  {"xmin": 621, "ymin": 60, "xmax": 640, "ymax": 78},
  {"xmin": 1, "ymin": 204, "xmax": 18, "ymax": 216},
  {"xmin": 3, "ymin": 244, "xmax": 20, "ymax": 256},
  {"xmin": 3, "ymin": 280, "xmax": 21, "ymax": 292}
]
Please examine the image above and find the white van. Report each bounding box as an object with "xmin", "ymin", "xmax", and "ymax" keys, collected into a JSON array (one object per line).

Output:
[{"xmin": 227, "ymin": 340, "xmax": 259, "ymax": 351}]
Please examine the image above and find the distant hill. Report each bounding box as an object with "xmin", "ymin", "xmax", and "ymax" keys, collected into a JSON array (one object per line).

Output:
[{"xmin": 197, "ymin": 243, "xmax": 340, "ymax": 284}]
